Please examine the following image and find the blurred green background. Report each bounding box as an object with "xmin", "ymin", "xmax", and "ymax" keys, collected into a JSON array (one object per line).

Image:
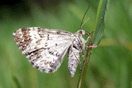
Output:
[{"xmin": 0, "ymin": 0, "xmax": 132, "ymax": 88}]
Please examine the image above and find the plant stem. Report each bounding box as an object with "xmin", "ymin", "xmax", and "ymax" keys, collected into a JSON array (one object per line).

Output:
[{"xmin": 77, "ymin": 33, "xmax": 94, "ymax": 88}]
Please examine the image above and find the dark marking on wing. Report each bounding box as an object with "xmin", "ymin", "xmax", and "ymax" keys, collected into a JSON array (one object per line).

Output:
[
  {"xmin": 73, "ymin": 45, "xmax": 78, "ymax": 50},
  {"xmin": 13, "ymin": 28, "xmax": 32, "ymax": 51},
  {"xmin": 56, "ymin": 52, "xmax": 60, "ymax": 57},
  {"xmin": 49, "ymin": 69, "xmax": 53, "ymax": 72},
  {"xmin": 35, "ymin": 65, "xmax": 39, "ymax": 69},
  {"xmin": 56, "ymin": 30, "xmax": 61, "ymax": 34},
  {"xmin": 45, "ymin": 42, "xmax": 48, "ymax": 47},
  {"xmin": 31, "ymin": 61, "xmax": 34, "ymax": 65},
  {"xmin": 47, "ymin": 33, "xmax": 49, "ymax": 40},
  {"xmin": 42, "ymin": 69, "xmax": 45, "ymax": 72},
  {"xmin": 49, "ymin": 51, "xmax": 54, "ymax": 55},
  {"xmin": 25, "ymin": 48, "xmax": 46, "ymax": 56}
]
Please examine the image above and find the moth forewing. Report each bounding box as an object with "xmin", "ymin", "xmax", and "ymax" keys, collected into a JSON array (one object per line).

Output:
[{"xmin": 13, "ymin": 27, "xmax": 89, "ymax": 77}]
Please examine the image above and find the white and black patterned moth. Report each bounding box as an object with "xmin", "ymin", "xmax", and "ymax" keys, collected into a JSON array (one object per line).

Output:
[{"xmin": 13, "ymin": 27, "xmax": 89, "ymax": 77}]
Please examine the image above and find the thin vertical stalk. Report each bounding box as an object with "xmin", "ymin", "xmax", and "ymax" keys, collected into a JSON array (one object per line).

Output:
[{"xmin": 77, "ymin": 0, "xmax": 107, "ymax": 87}]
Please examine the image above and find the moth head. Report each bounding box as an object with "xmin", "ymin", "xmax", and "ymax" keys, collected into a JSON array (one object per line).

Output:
[{"xmin": 77, "ymin": 30, "xmax": 85, "ymax": 35}]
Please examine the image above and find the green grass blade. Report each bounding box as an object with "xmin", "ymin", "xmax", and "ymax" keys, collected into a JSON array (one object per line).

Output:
[{"xmin": 93, "ymin": 0, "xmax": 108, "ymax": 45}]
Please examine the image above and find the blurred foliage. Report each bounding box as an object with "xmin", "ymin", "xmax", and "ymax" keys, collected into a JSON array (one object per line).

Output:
[{"xmin": 0, "ymin": 0, "xmax": 132, "ymax": 88}]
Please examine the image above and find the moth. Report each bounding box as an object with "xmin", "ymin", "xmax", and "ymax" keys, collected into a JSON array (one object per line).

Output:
[
  {"xmin": 13, "ymin": 27, "xmax": 89, "ymax": 77},
  {"xmin": 13, "ymin": 5, "xmax": 91, "ymax": 77}
]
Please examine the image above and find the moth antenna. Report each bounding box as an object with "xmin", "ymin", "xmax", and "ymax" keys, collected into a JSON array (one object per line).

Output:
[
  {"xmin": 81, "ymin": 17, "xmax": 89, "ymax": 28},
  {"xmin": 80, "ymin": 5, "xmax": 90, "ymax": 30}
]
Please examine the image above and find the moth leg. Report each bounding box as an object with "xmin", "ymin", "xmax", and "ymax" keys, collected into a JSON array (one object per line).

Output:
[
  {"xmin": 72, "ymin": 50, "xmax": 83, "ymax": 72},
  {"xmin": 73, "ymin": 51, "xmax": 81, "ymax": 64},
  {"xmin": 80, "ymin": 54, "xmax": 85, "ymax": 59},
  {"xmin": 85, "ymin": 35, "xmax": 90, "ymax": 43}
]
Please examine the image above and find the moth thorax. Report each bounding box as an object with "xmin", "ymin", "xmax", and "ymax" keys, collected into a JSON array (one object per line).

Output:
[{"xmin": 77, "ymin": 30, "xmax": 85, "ymax": 35}]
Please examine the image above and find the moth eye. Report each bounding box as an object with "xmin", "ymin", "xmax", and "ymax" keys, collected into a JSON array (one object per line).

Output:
[{"xmin": 80, "ymin": 31, "xmax": 82, "ymax": 34}]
